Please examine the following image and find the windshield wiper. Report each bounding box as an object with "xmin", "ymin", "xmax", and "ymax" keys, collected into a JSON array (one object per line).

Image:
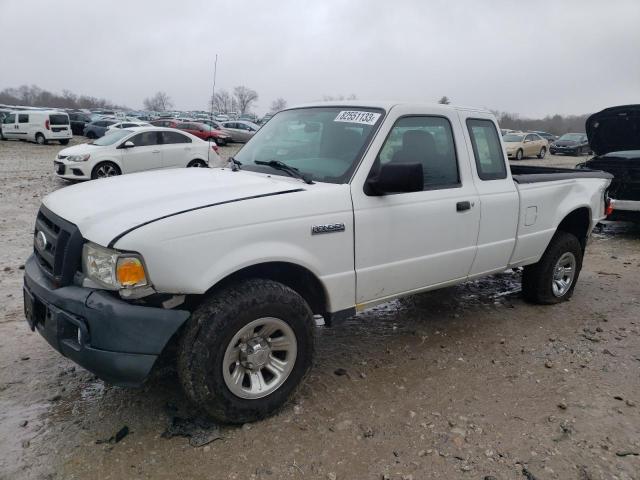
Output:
[
  {"xmin": 227, "ymin": 157, "xmax": 242, "ymax": 171},
  {"xmin": 254, "ymin": 160, "xmax": 314, "ymax": 184}
]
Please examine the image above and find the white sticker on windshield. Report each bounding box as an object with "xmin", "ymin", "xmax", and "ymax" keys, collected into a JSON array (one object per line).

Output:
[{"xmin": 334, "ymin": 110, "xmax": 381, "ymax": 125}]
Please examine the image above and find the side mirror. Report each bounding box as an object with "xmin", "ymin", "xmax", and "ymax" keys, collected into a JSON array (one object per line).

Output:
[
  {"xmin": 121, "ymin": 140, "xmax": 135, "ymax": 149},
  {"xmin": 366, "ymin": 163, "xmax": 423, "ymax": 195}
]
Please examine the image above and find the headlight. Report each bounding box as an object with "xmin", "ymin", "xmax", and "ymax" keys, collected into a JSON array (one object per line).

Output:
[
  {"xmin": 68, "ymin": 154, "xmax": 90, "ymax": 162},
  {"xmin": 82, "ymin": 242, "xmax": 149, "ymax": 290}
]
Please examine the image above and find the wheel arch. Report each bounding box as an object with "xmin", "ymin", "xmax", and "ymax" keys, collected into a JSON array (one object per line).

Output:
[
  {"xmin": 202, "ymin": 261, "xmax": 329, "ymax": 318},
  {"xmin": 556, "ymin": 206, "xmax": 591, "ymax": 251}
]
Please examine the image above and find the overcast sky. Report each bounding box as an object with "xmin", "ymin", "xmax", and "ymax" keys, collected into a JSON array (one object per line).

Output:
[{"xmin": 2, "ymin": 0, "xmax": 639, "ymax": 116}]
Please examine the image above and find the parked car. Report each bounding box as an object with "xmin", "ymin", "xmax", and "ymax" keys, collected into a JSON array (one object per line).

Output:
[
  {"xmin": 577, "ymin": 105, "xmax": 640, "ymax": 222},
  {"xmin": 53, "ymin": 127, "xmax": 219, "ymax": 181},
  {"xmin": 533, "ymin": 131, "xmax": 557, "ymax": 143},
  {"xmin": 174, "ymin": 122, "xmax": 231, "ymax": 145},
  {"xmin": 0, "ymin": 108, "xmax": 11, "ymax": 139},
  {"xmin": 1, "ymin": 110, "xmax": 72, "ymax": 145},
  {"xmin": 83, "ymin": 119, "xmax": 118, "ymax": 139},
  {"xmin": 106, "ymin": 121, "xmax": 151, "ymax": 131},
  {"xmin": 503, "ymin": 132, "xmax": 548, "ymax": 160},
  {"xmin": 149, "ymin": 119, "xmax": 177, "ymax": 128},
  {"xmin": 220, "ymin": 120, "xmax": 260, "ymax": 142},
  {"xmin": 24, "ymin": 102, "xmax": 612, "ymax": 424},
  {"xmin": 68, "ymin": 112, "xmax": 92, "ymax": 135},
  {"xmin": 549, "ymin": 133, "xmax": 590, "ymax": 155}
]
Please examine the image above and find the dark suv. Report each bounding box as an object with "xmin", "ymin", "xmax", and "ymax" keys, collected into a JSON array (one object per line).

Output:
[{"xmin": 68, "ymin": 112, "xmax": 92, "ymax": 135}]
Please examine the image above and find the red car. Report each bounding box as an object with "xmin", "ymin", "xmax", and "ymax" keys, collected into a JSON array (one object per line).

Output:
[{"xmin": 149, "ymin": 120, "xmax": 231, "ymax": 146}]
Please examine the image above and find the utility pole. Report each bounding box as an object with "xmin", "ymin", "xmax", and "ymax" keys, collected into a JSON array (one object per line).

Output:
[{"xmin": 210, "ymin": 54, "xmax": 218, "ymax": 118}]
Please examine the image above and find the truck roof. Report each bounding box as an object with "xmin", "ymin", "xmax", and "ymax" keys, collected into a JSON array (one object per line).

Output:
[{"xmin": 289, "ymin": 100, "xmax": 492, "ymax": 115}]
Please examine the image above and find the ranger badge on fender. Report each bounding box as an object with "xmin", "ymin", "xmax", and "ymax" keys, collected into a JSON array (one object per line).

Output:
[{"xmin": 311, "ymin": 223, "xmax": 346, "ymax": 235}]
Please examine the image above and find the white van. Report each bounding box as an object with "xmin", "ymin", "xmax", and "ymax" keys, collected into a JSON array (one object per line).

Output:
[{"xmin": 1, "ymin": 110, "xmax": 72, "ymax": 145}]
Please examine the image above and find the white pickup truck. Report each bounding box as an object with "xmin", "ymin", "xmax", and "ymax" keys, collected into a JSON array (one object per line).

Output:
[{"xmin": 24, "ymin": 102, "xmax": 613, "ymax": 423}]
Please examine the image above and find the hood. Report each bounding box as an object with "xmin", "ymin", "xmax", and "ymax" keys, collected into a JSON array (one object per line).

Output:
[
  {"xmin": 58, "ymin": 143, "xmax": 94, "ymax": 157},
  {"xmin": 43, "ymin": 168, "xmax": 306, "ymax": 246},
  {"xmin": 586, "ymin": 105, "xmax": 640, "ymax": 155}
]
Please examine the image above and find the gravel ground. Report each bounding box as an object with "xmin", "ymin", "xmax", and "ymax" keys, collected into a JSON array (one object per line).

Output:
[{"xmin": 1, "ymin": 137, "xmax": 639, "ymax": 480}]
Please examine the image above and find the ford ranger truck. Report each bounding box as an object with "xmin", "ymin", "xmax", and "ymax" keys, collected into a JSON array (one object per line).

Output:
[{"xmin": 24, "ymin": 102, "xmax": 613, "ymax": 423}]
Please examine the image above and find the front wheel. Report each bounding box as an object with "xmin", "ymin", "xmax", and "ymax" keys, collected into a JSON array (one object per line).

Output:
[
  {"xmin": 177, "ymin": 279, "xmax": 314, "ymax": 423},
  {"xmin": 59, "ymin": 139, "xmax": 70, "ymax": 145},
  {"xmin": 91, "ymin": 161, "xmax": 121, "ymax": 179},
  {"xmin": 187, "ymin": 159, "xmax": 208, "ymax": 168},
  {"xmin": 515, "ymin": 149, "xmax": 523, "ymax": 160},
  {"xmin": 537, "ymin": 147, "xmax": 546, "ymax": 159},
  {"xmin": 522, "ymin": 231, "xmax": 583, "ymax": 304}
]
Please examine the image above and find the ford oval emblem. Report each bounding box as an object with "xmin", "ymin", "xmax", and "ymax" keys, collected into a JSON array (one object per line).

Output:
[{"xmin": 35, "ymin": 230, "xmax": 48, "ymax": 251}]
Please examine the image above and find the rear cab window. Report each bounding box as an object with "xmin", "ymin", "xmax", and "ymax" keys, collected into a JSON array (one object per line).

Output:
[{"xmin": 466, "ymin": 118, "xmax": 507, "ymax": 180}]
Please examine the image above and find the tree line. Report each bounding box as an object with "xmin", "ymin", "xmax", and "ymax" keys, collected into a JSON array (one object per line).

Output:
[{"xmin": 0, "ymin": 84, "xmax": 126, "ymax": 110}]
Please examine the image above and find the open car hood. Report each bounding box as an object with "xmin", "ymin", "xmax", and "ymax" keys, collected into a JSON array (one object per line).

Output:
[{"xmin": 586, "ymin": 105, "xmax": 640, "ymax": 156}]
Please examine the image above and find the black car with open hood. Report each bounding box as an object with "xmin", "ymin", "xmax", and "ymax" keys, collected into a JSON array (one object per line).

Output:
[{"xmin": 578, "ymin": 105, "xmax": 640, "ymax": 221}]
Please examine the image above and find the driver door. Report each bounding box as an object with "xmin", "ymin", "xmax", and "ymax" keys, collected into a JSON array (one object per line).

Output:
[
  {"xmin": 351, "ymin": 108, "xmax": 481, "ymax": 306},
  {"xmin": 120, "ymin": 131, "xmax": 163, "ymax": 173}
]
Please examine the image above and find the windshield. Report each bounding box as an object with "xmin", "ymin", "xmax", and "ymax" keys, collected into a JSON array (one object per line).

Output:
[
  {"xmin": 91, "ymin": 129, "xmax": 132, "ymax": 146},
  {"xmin": 559, "ymin": 133, "xmax": 584, "ymax": 141},
  {"xmin": 235, "ymin": 107, "xmax": 384, "ymax": 183},
  {"xmin": 503, "ymin": 134, "xmax": 524, "ymax": 142}
]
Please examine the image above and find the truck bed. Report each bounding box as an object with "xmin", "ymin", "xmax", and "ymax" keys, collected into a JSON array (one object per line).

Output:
[{"xmin": 510, "ymin": 164, "xmax": 613, "ymax": 184}]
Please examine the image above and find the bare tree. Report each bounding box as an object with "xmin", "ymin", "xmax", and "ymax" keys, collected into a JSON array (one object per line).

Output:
[
  {"xmin": 212, "ymin": 89, "xmax": 234, "ymax": 114},
  {"xmin": 438, "ymin": 96, "xmax": 451, "ymax": 105},
  {"xmin": 233, "ymin": 86, "xmax": 259, "ymax": 114},
  {"xmin": 270, "ymin": 98, "xmax": 287, "ymax": 113},
  {"xmin": 143, "ymin": 91, "xmax": 173, "ymax": 112}
]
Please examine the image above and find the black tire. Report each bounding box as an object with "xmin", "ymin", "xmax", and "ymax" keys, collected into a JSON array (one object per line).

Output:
[
  {"xmin": 91, "ymin": 161, "xmax": 121, "ymax": 179},
  {"xmin": 35, "ymin": 133, "xmax": 46, "ymax": 145},
  {"xmin": 537, "ymin": 147, "xmax": 546, "ymax": 159},
  {"xmin": 516, "ymin": 149, "xmax": 523, "ymax": 160},
  {"xmin": 187, "ymin": 159, "xmax": 208, "ymax": 168},
  {"xmin": 59, "ymin": 139, "xmax": 70, "ymax": 145},
  {"xmin": 522, "ymin": 231, "xmax": 583, "ymax": 305},
  {"xmin": 177, "ymin": 279, "xmax": 314, "ymax": 424},
  {"xmin": 86, "ymin": 131, "xmax": 97, "ymax": 139},
  {"xmin": 216, "ymin": 138, "xmax": 227, "ymax": 146}
]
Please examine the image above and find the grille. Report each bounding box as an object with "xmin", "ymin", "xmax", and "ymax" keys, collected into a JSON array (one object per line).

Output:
[{"xmin": 33, "ymin": 207, "xmax": 84, "ymax": 287}]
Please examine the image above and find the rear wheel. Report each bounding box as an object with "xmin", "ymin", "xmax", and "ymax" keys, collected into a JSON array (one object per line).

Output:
[
  {"xmin": 187, "ymin": 159, "xmax": 208, "ymax": 168},
  {"xmin": 522, "ymin": 231, "xmax": 583, "ymax": 304},
  {"xmin": 537, "ymin": 147, "xmax": 546, "ymax": 159},
  {"xmin": 515, "ymin": 149, "xmax": 523, "ymax": 160},
  {"xmin": 177, "ymin": 279, "xmax": 314, "ymax": 423},
  {"xmin": 91, "ymin": 161, "xmax": 121, "ymax": 179},
  {"xmin": 86, "ymin": 131, "xmax": 97, "ymax": 139},
  {"xmin": 59, "ymin": 139, "xmax": 70, "ymax": 145},
  {"xmin": 35, "ymin": 133, "xmax": 46, "ymax": 145}
]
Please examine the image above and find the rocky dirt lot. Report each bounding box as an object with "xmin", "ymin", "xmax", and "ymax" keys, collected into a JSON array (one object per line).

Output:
[{"xmin": 1, "ymin": 138, "xmax": 639, "ymax": 480}]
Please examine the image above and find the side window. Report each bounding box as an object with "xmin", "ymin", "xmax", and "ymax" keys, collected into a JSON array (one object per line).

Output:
[
  {"xmin": 3, "ymin": 114, "xmax": 15, "ymax": 124},
  {"xmin": 130, "ymin": 131, "xmax": 159, "ymax": 147},
  {"xmin": 525, "ymin": 134, "xmax": 535, "ymax": 142},
  {"xmin": 177, "ymin": 123, "xmax": 190, "ymax": 129},
  {"xmin": 377, "ymin": 116, "xmax": 460, "ymax": 190},
  {"xmin": 18, "ymin": 114, "xmax": 29, "ymax": 123},
  {"xmin": 161, "ymin": 131, "xmax": 191, "ymax": 144},
  {"xmin": 466, "ymin": 119, "xmax": 507, "ymax": 181}
]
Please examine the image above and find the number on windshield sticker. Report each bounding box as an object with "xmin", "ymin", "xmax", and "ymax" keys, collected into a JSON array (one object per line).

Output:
[{"xmin": 334, "ymin": 111, "xmax": 381, "ymax": 125}]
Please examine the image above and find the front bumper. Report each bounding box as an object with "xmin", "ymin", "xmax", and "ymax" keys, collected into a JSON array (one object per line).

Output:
[
  {"xmin": 54, "ymin": 160, "xmax": 91, "ymax": 180},
  {"xmin": 23, "ymin": 255, "xmax": 190, "ymax": 386}
]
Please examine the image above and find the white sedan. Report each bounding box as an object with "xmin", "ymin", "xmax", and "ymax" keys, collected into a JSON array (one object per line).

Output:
[{"xmin": 54, "ymin": 127, "xmax": 221, "ymax": 181}]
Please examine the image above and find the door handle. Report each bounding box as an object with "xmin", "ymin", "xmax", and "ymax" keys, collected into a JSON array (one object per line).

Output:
[{"xmin": 456, "ymin": 201, "xmax": 472, "ymax": 212}]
